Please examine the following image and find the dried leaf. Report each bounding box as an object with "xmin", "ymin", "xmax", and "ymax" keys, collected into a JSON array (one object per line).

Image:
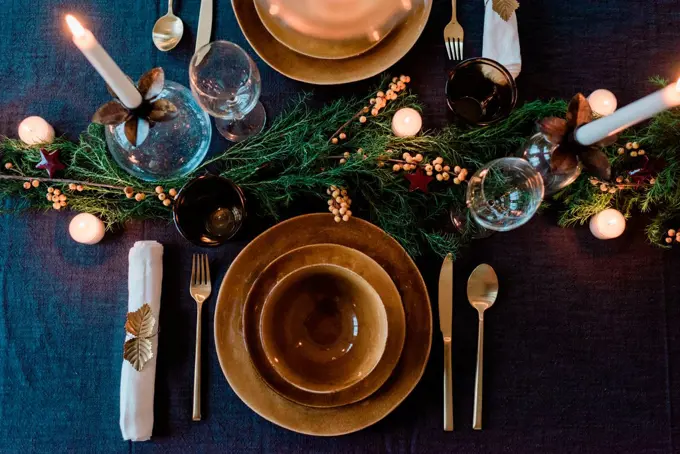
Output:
[
  {"xmin": 124, "ymin": 117, "xmax": 150, "ymax": 147},
  {"xmin": 493, "ymin": 0, "xmax": 519, "ymax": 21},
  {"xmin": 123, "ymin": 337, "xmax": 154, "ymax": 371},
  {"xmin": 538, "ymin": 117, "xmax": 567, "ymax": 144},
  {"xmin": 566, "ymin": 94, "xmax": 593, "ymax": 129},
  {"xmin": 550, "ymin": 146, "xmax": 579, "ymax": 175},
  {"xmin": 138, "ymin": 68, "xmax": 165, "ymax": 101},
  {"xmin": 148, "ymin": 99, "xmax": 178, "ymax": 122},
  {"xmin": 92, "ymin": 101, "xmax": 131, "ymax": 125},
  {"xmin": 124, "ymin": 303, "xmax": 156, "ymax": 338},
  {"xmin": 579, "ymin": 148, "xmax": 612, "ymax": 180}
]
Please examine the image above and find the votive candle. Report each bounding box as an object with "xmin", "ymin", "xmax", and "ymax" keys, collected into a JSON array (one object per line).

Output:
[
  {"xmin": 69, "ymin": 213, "xmax": 106, "ymax": 245},
  {"xmin": 589, "ymin": 208, "xmax": 626, "ymax": 240},
  {"xmin": 391, "ymin": 108, "xmax": 422, "ymax": 137}
]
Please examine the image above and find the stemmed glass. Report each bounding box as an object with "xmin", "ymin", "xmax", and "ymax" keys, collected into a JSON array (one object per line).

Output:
[
  {"xmin": 189, "ymin": 41, "xmax": 266, "ymax": 142},
  {"xmin": 466, "ymin": 157, "xmax": 544, "ymax": 232}
]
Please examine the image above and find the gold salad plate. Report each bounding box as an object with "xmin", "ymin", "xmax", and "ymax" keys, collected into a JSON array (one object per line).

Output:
[
  {"xmin": 214, "ymin": 214, "xmax": 432, "ymax": 436},
  {"xmin": 232, "ymin": 0, "xmax": 433, "ymax": 84}
]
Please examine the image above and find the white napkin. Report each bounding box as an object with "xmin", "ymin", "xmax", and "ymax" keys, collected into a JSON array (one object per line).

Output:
[
  {"xmin": 120, "ymin": 241, "xmax": 164, "ymax": 441},
  {"xmin": 482, "ymin": 0, "xmax": 521, "ymax": 79}
]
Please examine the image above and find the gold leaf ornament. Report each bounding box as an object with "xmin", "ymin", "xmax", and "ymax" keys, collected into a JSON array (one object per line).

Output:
[
  {"xmin": 124, "ymin": 337, "xmax": 154, "ymax": 372},
  {"xmin": 123, "ymin": 303, "xmax": 157, "ymax": 371},
  {"xmin": 493, "ymin": 0, "xmax": 519, "ymax": 21}
]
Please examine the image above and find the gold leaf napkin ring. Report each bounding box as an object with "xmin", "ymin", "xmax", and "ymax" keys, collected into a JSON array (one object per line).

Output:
[{"xmin": 123, "ymin": 303, "xmax": 158, "ymax": 372}]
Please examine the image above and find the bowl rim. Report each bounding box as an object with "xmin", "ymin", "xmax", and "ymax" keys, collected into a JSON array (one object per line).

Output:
[
  {"xmin": 172, "ymin": 174, "xmax": 247, "ymax": 247},
  {"xmin": 445, "ymin": 57, "xmax": 518, "ymax": 127},
  {"xmin": 258, "ymin": 262, "xmax": 389, "ymax": 394}
]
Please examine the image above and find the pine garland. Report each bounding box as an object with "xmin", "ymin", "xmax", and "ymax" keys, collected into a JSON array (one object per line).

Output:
[{"xmin": 1, "ymin": 77, "xmax": 679, "ymax": 256}]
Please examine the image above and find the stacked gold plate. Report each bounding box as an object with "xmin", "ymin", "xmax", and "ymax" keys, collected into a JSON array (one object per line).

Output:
[
  {"xmin": 231, "ymin": 0, "xmax": 433, "ymax": 84},
  {"xmin": 214, "ymin": 214, "xmax": 432, "ymax": 435}
]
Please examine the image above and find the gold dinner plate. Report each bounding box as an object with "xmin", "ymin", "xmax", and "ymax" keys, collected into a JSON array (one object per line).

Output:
[
  {"xmin": 253, "ymin": 0, "xmax": 385, "ymax": 60},
  {"xmin": 215, "ymin": 214, "xmax": 432, "ymax": 436},
  {"xmin": 232, "ymin": 0, "xmax": 433, "ymax": 84},
  {"xmin": 243, "ymin": 244, "xmax": 406, "ymax": 408}
]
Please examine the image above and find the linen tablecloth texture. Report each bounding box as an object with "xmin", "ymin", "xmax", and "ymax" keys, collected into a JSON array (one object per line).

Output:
[
  {"xmin": 2, "ymin": 0, "xmax": 680, "ymax": 453},
  {"xmin": 482, "ymin": 0, "xmax": 521, "ymax": 78},
  {"xmin": 120, "ymin": 241, "xmax": 164, "ymax": 441}
]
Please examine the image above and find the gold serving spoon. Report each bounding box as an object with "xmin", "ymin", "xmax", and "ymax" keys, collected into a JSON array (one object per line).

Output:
[
  {"xmin": 467, "ymin": 263, "xmax": 499, "ymax": 430},
  {"xmin": 152, "ymin": 0, "xmax": 184, "ymax": 51}
]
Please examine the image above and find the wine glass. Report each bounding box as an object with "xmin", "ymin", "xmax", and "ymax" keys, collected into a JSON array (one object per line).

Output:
[
  {"xmin": 189, "ymin": 41, "xmax": 266, "ymax": 142},
  {"xmin": 466, "ymin": 157, "xmax": 544, "ymax": 232}
]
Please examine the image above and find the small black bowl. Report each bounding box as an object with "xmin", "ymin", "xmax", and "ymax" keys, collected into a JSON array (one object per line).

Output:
[
  {"xmin": 445, "ymin": 57, "xmax": 518, "ymax": 127},
  {"xmin": 173, "ymin": 175, "xmax": 246, "ymax": 247}
]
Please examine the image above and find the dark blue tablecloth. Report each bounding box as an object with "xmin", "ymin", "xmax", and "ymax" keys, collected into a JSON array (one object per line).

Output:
[{"xmin": 2, "ymin": 1, "xmax": 680, "ymax": 453}]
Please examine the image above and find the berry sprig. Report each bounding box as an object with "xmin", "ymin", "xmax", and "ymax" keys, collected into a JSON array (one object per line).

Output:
[
  {"xmin": 326, "ymin": 185, "xmax": 353, "ymax": 222},
  {"xmin": 664, "ymin": 229, "xmax": 680, "ymax": 245}
]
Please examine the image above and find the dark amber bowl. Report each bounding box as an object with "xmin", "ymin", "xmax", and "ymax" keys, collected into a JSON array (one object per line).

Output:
[
  {"xmin": 173, "ymin": 175, "xmax": 246, "ymax": 247},
  {"xmin": 445, "ymin": 57, "xmax": 518, "ymax": 127}
]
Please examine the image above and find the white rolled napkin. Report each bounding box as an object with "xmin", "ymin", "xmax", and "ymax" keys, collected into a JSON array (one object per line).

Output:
[
  {"xmin": 120, "ymin": 241, "xmax": 164, "ymax": 441},
  {"xmin": 482, "ymin": 0, "xmax": 521, "ymax": 79}
]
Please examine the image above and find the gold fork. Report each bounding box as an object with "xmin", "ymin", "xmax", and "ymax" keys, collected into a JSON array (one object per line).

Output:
[
  {"xmin": 444, "ymin": 0, "xmax": 464, "ymax": 61},
  {"xmin": 190, "ymin": 253, "xmax": 211, "ymax": 421}
]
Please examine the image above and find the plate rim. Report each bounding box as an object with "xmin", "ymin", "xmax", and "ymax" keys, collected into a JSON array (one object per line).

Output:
[{"xmin": 214, "ymin": 214, "xmax": 432, "ymax": 436}]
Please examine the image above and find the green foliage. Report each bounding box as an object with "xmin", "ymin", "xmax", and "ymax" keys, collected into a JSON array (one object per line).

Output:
[{"xmin": 1, "ymin": 78, "xmax": 679, "ymax": 255}]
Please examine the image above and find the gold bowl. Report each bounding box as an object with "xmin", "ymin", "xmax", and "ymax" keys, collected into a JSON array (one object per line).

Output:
[
  {"xmin": 253, "ymin": 0, "xmax": 392, "ymax": 60},
  {"xmin": 259, "ymin": 263, "xmax": 388, "ymax": 394}
]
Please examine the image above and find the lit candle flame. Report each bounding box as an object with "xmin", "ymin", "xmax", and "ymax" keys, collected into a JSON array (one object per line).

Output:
[
  {"xmin": 676, "ymin": 77, "xmax": 680, "ymax": 92},
  {"xmin": 65, "ymin": 15, "xmax": 86, "ymax": 38}
]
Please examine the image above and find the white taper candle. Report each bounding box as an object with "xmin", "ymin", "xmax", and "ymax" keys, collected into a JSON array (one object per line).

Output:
[
  {"xmin": 575, "ymin": 79, "xmax": 680, "ymax": 146},
  {"xmin": 66, "ymin": 15, "xmax": 142, "ymax": 109}
]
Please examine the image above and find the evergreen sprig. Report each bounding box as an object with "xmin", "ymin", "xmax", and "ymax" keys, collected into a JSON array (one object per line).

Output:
[{"xmin": 1, "ymin": 77, "xmax": 679, "ymax": 256}]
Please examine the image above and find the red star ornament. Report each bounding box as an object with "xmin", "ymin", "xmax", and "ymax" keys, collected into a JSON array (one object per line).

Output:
[
  {"xmin": 404, "ymin": 167, "xmax": 434, "ymax": 193},
  {"xmin": 35, "ymin": 148, "xmax": 66, "ymax": 177}
]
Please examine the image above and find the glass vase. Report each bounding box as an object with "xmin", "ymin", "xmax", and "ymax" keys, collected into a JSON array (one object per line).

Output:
[
  {"xmin": 105, "ymin": 81, "xmax": 212, "ymax": 182},
  {"xmin": 520, "ymin": 132, "xmax": 581, "ymax": 196}
]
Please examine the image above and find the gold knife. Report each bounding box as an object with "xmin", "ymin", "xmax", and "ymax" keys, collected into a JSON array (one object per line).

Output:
[
  {"xmin": 195, "ymin": 0, "xmax": 213, "ymax": 53},
  {"xmin": 439, "ymin": 253, "xmax": 454, "ymax": 431}
]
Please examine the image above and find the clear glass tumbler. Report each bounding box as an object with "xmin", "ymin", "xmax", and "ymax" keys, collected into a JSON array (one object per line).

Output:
[
  {"xmin": 466, "ymin": 157, "xmax": 545, "ymax": 232},
  {"xmin": 189, "ymin": 41, "xmax": 266, "ymax": 142}
]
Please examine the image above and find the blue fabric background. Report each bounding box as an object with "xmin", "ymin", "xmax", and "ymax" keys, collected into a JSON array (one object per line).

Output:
[{"xmin": 1, "ymin": 0, "xmax": 680, "ymax": 452}]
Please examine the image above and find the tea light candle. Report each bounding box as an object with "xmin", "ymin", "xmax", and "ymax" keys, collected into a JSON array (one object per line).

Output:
[
  {"xmin": 391, "ymin": 108, "xmax": 422, "ymax": 137},
  {"xmin": 69, "ymin": 213, "xmax": 106, "ymax": 245},
  {"xmin": 589, "ymin": 208, "xmax": 626, "ymax": 240},
  {"xmin": 587, "ymin": 89, "xmax": 617, "ymax": 116},
  {"xmin": 18, "ymin": 116, "xmax": 55, "ymax": 145}
]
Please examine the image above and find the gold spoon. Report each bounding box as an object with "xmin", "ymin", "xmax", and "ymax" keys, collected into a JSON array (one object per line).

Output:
[
  {"xmin": 152, "ymin": 0, "xmax": 184, "ymax": 51},
  {"xmin": 467, "ymin": 263, "xmax": 499, "ymax": 430}
]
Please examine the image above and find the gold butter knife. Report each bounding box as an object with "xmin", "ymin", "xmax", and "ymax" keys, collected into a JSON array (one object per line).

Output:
[
  {"xmin": 195, "ymin": 0, "xmax": 212, "ymax": 53},
  {"xmin": 439, "ymin": 253, "xmax": 454, "ymax": 431}
]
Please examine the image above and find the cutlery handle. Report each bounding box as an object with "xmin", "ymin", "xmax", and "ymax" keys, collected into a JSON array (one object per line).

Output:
[
  {"xmin": 443, "ymin": 339, "xmax": 453, "ymax": 431},
  {"xmin": 451, "ymin": 0, "xmax": 458, "ymax": 20},
  {"xmin": 167, "ymin": 0, "xmax": 173, "ymax": 14},
  {"xmin": 193, "ymin": 303, "xmax": 202, "ymax": 421},
  {"xmin": 473, "ymin": 316, "xmax": 484, "ymax": 430}
]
